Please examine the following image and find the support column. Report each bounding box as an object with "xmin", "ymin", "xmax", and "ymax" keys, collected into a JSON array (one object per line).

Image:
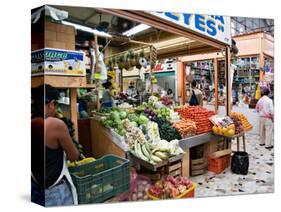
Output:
[
  {"xmin": 70, "ymin": 88, "xmax": 78, "ymax": 141},
  {"xmin": 214, "ymin": 58, "xmax": 219, "ymax": 113},
  {"xmin": 225, "ymin": 47, "xmax": 232, "ymax": 115}
]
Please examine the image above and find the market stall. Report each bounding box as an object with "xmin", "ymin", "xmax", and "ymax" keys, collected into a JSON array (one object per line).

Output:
[{"xmin": 32, "ymin": 5, "xmax": 250, "ymax": 204}]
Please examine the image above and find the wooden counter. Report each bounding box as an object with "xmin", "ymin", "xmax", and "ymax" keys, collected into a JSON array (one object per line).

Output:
[{"xmin": 89, "ymin": 117, "xmax": 127, "ymax": 159}]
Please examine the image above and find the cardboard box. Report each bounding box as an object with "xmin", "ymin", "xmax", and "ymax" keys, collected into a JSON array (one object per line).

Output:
[
  {"xmin": 31, "ymin": 48, "xmax": 86, "ymax": 76},
  {"xmin": 45, "ymin": 40, "xmax": 66, "ymax": 49},
  {"xmin": 44, "ymin": 30, "xmax": 56, "ymax": 41}
]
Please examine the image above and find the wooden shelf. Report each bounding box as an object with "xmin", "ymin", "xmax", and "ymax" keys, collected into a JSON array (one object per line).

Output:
[{"xmin": 31, "ymin": 75, "xmax": 87, "ymax": 88}]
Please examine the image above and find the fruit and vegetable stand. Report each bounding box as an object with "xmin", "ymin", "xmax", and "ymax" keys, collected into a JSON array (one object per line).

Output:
[{"xmin": 31, "ymin": 6, "xmax": 242, "ymax": 204}]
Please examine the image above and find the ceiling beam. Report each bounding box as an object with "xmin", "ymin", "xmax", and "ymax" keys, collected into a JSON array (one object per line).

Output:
[{"xmin": 83, "ymin": 11, "xmax": 99, "ymax": 24}]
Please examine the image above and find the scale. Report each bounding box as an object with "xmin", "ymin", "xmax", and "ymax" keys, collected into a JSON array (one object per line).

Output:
[{"xmin": 136, "ymin": 79, "xmax": 145, "ymax": 103}]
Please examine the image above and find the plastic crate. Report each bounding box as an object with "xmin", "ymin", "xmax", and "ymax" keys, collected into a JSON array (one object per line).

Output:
[
  {"xmin": 147, "ymin": 182, "xmax": 196, "ymax": 200},
  {"xmin": 207, "ymin": 154, "xmax": 231, "ymax": 174},
  {"xmin": 69, "ymin": 154, "xmax": 130, "ymax": 204}
]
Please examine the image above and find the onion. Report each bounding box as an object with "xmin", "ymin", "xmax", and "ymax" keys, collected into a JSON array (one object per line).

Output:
[
  {"xmin": 137, "ymin": 192, "xmax": 143, "ymax": 199},
  {"xmin": 132, "ymin": 193, "xmax": 137, "ymax": 201}
]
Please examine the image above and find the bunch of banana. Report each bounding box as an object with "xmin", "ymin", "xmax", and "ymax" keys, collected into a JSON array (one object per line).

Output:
[{"xmin": 131, "ymin": 140, "xmax": 170, "ymax": 165}]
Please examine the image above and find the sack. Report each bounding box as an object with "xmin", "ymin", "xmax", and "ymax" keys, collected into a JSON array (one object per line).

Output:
[
  {"xmin": 189, "ymin": 90, "xmax": 199, "ymax": 106},
  {"xmin": 231, "ymin": 151, "xmax": 249, "ymax": 175}
]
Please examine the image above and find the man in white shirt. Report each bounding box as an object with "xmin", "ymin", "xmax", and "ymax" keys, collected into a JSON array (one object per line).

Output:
[{"xmin": 256, "ymin": 88, "xmax": 274, "ymax": 149}]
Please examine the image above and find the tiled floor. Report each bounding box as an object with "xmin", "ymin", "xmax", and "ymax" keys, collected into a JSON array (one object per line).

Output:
[{"xmin": 190, "ymin": 133, "xmax": 274, "ymax": 197}]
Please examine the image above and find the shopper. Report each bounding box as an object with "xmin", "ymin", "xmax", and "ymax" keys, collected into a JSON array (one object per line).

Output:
[
  {"xmin": 101, "ymin": 81, "xmax": 115, "ymax": 108},
  {"xmin": 31, "ymin": 84, "xmax": 80, "ymax": 206},
  {"xmin": 256, "ymin": 87, "xmax": 274, "ymax": 149},
  {"xmin": 189, "ymin": 80, "xmax": 203, "ymax": 106}
]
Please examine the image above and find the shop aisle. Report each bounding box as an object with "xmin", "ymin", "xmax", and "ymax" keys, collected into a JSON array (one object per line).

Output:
[{"xmin": 190, "ymin": 134, "xmax": 274, "ymax": 197}]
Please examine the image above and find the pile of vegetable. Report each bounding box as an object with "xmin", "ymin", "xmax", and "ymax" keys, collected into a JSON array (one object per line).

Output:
[
  {"xmin": 172, "ymin": 119, "xmax": 196, "ymax": 138},
  {"xmin": 176, "ymin": 106, "xmax": 215, "ymax": 134},
  {"xmin": 144, "ymin": 121, "xmax": 160, "ymax": 142},
  {"xmin": 154, "ymin": 117, "xmax": 181, "ymax": 141},
  {"xmin": 128, "ymin": 176, "xmax": 151, "ymax": 201},
  {"xmin": 230, "ymin": 112, "xmax": 253, "ymax": 132},
  {"xmin": 124, "ymin": 119, "xmax": 184, "ymax": 164},
  {"xmin": 100, "ymin": 110, "xmax": 128, "ymax": 136},
  {"xmin": 160, "ymin": 96, "xmax": 173, "ymax": 107},
  {"xmin": 123, "ymin": 119, "xmax": 147, "ymax": 147},
  {"xmin": 154, "ymin": 107, "xmax": 172, "ymax": 121},
  {"xmin": 148, "ymin": 176, "xmax": 193, "ymax": 199},
  {"xmin": 118, "ymin": 170, "xmax": 151, "ymax": 202}
]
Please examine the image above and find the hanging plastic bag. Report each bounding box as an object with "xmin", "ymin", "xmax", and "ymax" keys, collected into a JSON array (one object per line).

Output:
[{"xmin": 231, "ymin": 151, "xmax": 249, "ymax": 175}]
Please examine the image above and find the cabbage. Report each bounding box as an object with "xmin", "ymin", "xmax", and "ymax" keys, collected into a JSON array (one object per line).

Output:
[
  {"xmin": 119, "ymin": 111, "xmax": 127, "ymax": 119},
  {"xmin": 137, "ymin": 115, "xmax": 149, "ymax": 125}
]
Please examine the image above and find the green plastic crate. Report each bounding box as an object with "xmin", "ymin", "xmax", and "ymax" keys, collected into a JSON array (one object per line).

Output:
[{"xmin": 69, "ymin": 154, "xmax": 130, "ymax": 204}]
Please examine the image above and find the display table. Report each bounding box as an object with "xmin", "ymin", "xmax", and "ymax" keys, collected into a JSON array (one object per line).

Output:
[
  {"xmin": 88, "ymin": 117, "xmax": 226, "ymax": 178},
  {"xmin": 179, "ymin": 132, "xmax": 227, "ymax": 177}
]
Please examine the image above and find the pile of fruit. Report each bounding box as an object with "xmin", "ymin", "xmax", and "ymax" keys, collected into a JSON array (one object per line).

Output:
[
  {"xmin": 230, "ymin": 112, "xmax": 253, "ymax": 131},
  {"xmin": 229, "ymin": 114, "xmax": 244, "ymax": 134},
  {"xmin": 172, "ymin": 119, "xmax": 196, "ymax": 138},
  {"xmin": 148, "ymin": 176, "xmax": 193, "ymax": 199},
  {"xmin": 67, "ymin": 157, "xmax": 95, "ymax": 168},
  {"xmin": 176, "ymin": 106, "xmax": 215, "ymax": 134},
  {"xmin": 212, "ymin": 124, "xmax": 236, "ymax": 137}
]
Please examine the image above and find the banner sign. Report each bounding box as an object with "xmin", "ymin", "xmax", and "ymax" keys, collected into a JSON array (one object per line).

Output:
[
  {"xmin": 31, "ymin": 48, "xmax": 86, "ymax": 76},
  {"xmin": 148, "ymin": 11, "xmax": 231, "ymax": 45}
]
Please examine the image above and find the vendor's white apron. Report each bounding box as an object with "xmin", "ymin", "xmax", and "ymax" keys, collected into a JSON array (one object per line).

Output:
[{"xmin": 48, "ymin": 154, "xmax": 78, "ymax": 205}]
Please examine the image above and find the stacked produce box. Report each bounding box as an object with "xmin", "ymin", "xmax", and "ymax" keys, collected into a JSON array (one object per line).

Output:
[{"xmin": 176, "ymin": 106, "xmax": 215, "ymax": 134}]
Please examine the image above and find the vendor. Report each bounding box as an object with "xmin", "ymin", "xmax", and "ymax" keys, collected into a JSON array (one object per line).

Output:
[
  {"xmin": 125, "ymin": 81, "xmax": 138, "ymax": 99},
  {"xmin": 101, "ymin": 81, "xmax": 115, "ymax": 108},
  {"xmin": 167, "ymin": 88, "xmax": 174, "ymax": 99},
  {"xmin": 31, "ymin": 84, "xmax": 80, "ymax": 206},
  {"xmin": 188, "ymin": 80, "xmax": 203, "ymax": 106}
]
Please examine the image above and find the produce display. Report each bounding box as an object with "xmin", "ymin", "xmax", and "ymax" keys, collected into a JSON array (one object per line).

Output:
[
  {"xmin": 212, "ymin": 124, "xmax": 236, "ymax": 137},
  {"xmin": 231, "ymin": 112, "xmax": 253, "ymax": 131},
  {"xmin": 144, "ymin": 121, "xmax": 160, "ymax": 142},
  {"xmin": 67, "ymin": 157, "xmax": 95, "ymax": 168},
  {"xmin": 176, "ymin": 106, "xmax": 215, "ymax": 134},
  {"xmin": 172, "ymin": 119, "xmax": 197, "ymax": 138},
  {"xmin": 148, "ymin": 176, "xmax": 193, "ymax": 199},
  {"xmin": 229, "ymin": 114, "xmax": 244, "ymax": 134},
  {"xmin": 160, "ymin": 96, "xmax": 173, "ymax": 107},
  {"xmin": 100, "ymin": 110, "xmax": 128, "ymax": 136},
  {"xmin": 154, "ymin": 117, "xmax": 181, "ymax": 141},
  {"xmin": 123, "ymin": 119, "xmax": 184, "ymax": 164}
]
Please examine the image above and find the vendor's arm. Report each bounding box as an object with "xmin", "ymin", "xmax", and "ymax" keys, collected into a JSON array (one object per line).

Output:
[{"xmin": 47, "ymin": 118, "xmax": 80, "ymax": 162}]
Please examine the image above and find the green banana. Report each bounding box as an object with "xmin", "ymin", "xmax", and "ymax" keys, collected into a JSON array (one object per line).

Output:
[
  {"xmin": 154, "ymin": 151, "xmax": 168, "ymax": 160},
  {"xmin": 141, "ymin": 144, "xmax": 151, "ymax": 159},
  {"xmin": 151, "ymin": 155, "xmax": 162, "ymax": 163},
  {"xmin": 137, "ymin": 143, "xmax": 149, "ymax": 161}
]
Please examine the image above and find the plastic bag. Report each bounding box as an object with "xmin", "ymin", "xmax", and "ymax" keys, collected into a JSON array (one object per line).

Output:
[
  {"xmin": 117, "ymin": 170, "xmax": 151, "ymax": 201},
  {"xmin": 231, "ymin": 151, "xmax": 249, "ymax": 175}
]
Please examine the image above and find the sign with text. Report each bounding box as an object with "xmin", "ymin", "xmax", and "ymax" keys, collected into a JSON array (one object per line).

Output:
[
  {"xmin": 31, "ymin": 48, "xmax": 86, "ymax": 76},
  {"xmin": 148, "ymin": 12, "xmax": 231, "ymax": 45}
]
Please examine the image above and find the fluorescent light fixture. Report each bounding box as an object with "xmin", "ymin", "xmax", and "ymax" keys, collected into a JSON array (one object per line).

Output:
[
  {"xmin": 62, "ymin": 21, "xmax": 112, "ymax": 38},
  {"xmin": 123, "ymin": 24, "xmax": 151, "ymax": 36}
]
